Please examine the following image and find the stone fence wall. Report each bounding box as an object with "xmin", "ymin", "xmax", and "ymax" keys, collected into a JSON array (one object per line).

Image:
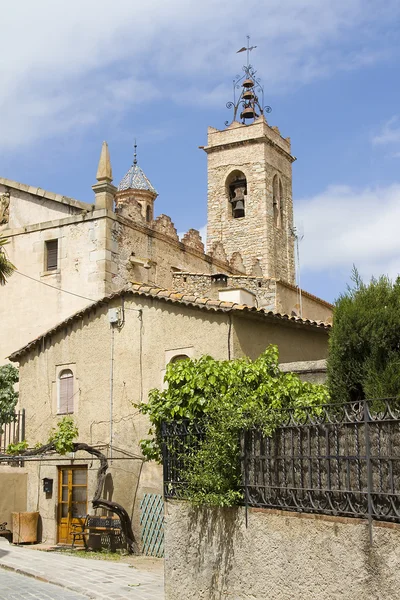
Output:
[{"xmin": 164, "ymin": 500, "xmax": 400, "ymax": 600}]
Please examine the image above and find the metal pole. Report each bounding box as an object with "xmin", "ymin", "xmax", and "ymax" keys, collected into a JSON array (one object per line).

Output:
[{"xmin": 364, "ymin": 400, "xmax": 373, "ymax": 544}]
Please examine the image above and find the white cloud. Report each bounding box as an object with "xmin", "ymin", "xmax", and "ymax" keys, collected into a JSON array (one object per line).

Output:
[
  {"xmin": 372, "ymin": 117, "xmax": 400, "ymax": 146},
  {"xmin": 296, "ymin": 183, "xmax": 400, "ymax": 281},
  {"xmin": 0, "ymin": 0, "xmax": 398, "ymax": 150}
]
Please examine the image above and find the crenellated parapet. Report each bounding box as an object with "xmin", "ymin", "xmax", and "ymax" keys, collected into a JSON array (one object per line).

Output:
[
  {"xmin": 230, "ymin": 251, "xmax": 245, "ymax": 273},
  {"xmin": 210, "ymin": 241, "xmax": 228, "ymax": 264},
  {"xmin": 152, "ymin": 214, "xmax": 179, "ymax": 241},
  {"xmin": 181, "ymin": 229, "xmax": 205, "ymax": 253},
  {"xmin": 250, "ymin": 258, "xmax": 263, "ymax": 277}
]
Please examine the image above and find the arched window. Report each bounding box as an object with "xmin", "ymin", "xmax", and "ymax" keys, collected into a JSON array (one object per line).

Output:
[
  {"xmin": 279, "ymin": 179, "xmax": 284, "ymax": 228},
  {"xmin": 226, "ymin": 170, "xmax": 247, "ymax": 219},
  {"xmin": 146, "ymin": 205, "xmax": 151, "ymax": 223},
  {"xmin": 170, "ymin": 354, "xmax": 190, "ymax": 364},
  {"xmin": 273, "ymin": 175, "xmax": 282, "ymax": 228},
  {"xmin": 58, "ymin": 369, "xmax": 74, "ymax": 414}
]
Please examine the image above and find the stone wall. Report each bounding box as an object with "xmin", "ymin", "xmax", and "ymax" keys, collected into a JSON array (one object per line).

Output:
[
  {"xmin": 112, "ymin": 215, "xmax": 239, "ymax": 292},
  {"xmin": 172, "ymin": 273, "xmax": 276, "ymax": 309},
  {"xmin": 165, "ymin": 501, "xmax": 400, "ymax": 600}
]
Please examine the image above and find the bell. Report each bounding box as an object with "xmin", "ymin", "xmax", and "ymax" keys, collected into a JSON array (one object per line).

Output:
[
  {"xmin": 240, "ymin": 106, "xmax": 255, "ymax": 120},
  {"xmin": 242, "ymin": 78, "xmax": 254, "ymax": 88},
  {"xmin": 233, "ymin": 199, "xmax": 245, "ymax": 218},
  {"xmin": 242, "ymin": 89, "xmax": 254, "ymax": 100}
]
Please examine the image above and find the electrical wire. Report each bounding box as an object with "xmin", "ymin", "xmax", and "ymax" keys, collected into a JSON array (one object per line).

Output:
[{"xmin": 14, "ymin": 269, "xmax": 141, "ymax": 312}]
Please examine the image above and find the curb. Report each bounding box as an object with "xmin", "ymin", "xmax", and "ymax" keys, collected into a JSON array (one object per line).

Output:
[{"xmin": 0, "ymin": 562, "xmax": 96, "ymax": 598}]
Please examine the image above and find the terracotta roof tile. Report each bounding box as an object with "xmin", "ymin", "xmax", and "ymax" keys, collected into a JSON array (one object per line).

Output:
[{"xmin": 8, "ymin": 283, "xmax": 331, "ymax": 361}]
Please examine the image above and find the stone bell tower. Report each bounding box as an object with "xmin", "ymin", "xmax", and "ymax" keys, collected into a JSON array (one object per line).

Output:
[{"xmin": 204, "ymin": 46, "xmax": 296, "ymax": 284}]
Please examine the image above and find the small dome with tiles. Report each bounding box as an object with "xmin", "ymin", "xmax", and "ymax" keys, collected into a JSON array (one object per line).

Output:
[{"xmin": 118, "ymin": 143, "xmax": 157, "ymax": 195}]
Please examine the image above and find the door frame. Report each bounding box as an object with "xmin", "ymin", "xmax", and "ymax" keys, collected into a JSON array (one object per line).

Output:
[{"xmin": 57, "ymin": 465, "xmax": 88, "ymax": 545}]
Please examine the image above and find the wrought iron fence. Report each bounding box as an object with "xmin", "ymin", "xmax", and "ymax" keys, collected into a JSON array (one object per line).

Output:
[
  {"xmin": 161, "ymin": 420, "xmax": 205, "ymax": 499},
  {"xmin": 162, "ymin": 400, "xmax": 400, "ymax": 527},
  {"xmin": 0, "ymin": 409, "xmax": 25, "ymax": 456},
  {"xmin": 242, "ymin": 400, "xmax": 400, "ymax": 527}
]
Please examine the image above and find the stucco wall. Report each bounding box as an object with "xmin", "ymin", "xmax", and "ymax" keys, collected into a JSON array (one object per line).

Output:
[
  {"xmin": 276, "ymin": 281, "xmax": 333, "ymax": 323},
  {"xmin": 0, "ymin": 213, "xmax": 111, "ymax": 362},
  {"xmin": 233, "ymin": 313, "xmax": 329, "ymax": 363},
  {"xmin": 279, "ymin": 359, "xmax": 327, "ymax": 384},
  {"xmin": 16, "ymin": 295, "xmax": 232, "ymax": 545},
  {"xmin": 165, "ymin": 501, "xmax": 400, "ymax": 600},
  {"xmin": 0, "ymin": 467, "xmax": 27, "ymax": 529},
  {"xmin": 0, "ymin": 181, "xmax": 84, "ymax": 230}
]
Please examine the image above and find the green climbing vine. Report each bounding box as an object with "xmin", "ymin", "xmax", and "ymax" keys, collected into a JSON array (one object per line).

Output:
[
  {"xmin": 5, "ymin": 416, "xmax": 78, "ymax": 456},
  {"xmin": 47, "ymin": 416, "xmax": 79, "ymax": 454},
  {"xmin": 138, "ymin": 345, "xmax": 329, "ymax": 506}
]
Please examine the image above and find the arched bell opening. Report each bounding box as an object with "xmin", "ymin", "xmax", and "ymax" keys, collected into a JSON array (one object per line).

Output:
[{"xmin": 226, "ymin": 170, "xmax": 247, "ymax": 219}]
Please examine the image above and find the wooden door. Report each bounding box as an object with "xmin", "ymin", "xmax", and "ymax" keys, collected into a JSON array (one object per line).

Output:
[{"xmin": 57, "ymin": 466, "xmax": 88, "ymax": 545}]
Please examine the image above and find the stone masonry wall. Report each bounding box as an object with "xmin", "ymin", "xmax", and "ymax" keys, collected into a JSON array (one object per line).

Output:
[
  {"xmin": 112, "ymin": 214, "xmax": 243, "ymax": 292},
  {"xmin": 172, "ymin": 272, "xmax": 276, "ymax": 309},
  {"xmin": 165, "ymin": 501, "xmax": 400, "ymax": 600}
]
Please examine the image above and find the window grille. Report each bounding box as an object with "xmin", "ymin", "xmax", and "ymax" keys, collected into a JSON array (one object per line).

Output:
[
  {"xmin": 59, "ymin": 369, "xmax": 74, "ymax": 414},
  {"xmin": 46, "ymin": 240, "xmax": 58, "ymax": 271}
]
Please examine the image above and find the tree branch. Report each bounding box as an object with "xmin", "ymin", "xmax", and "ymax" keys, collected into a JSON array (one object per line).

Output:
[{"xmin": 0, "ymin": 442, "xmax": 138, "ymax": 554}]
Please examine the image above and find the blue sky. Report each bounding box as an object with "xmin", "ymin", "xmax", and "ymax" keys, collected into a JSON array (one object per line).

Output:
[{"xmin": 1, "ymin": 0, "xmax": 400, "ymax": 303}]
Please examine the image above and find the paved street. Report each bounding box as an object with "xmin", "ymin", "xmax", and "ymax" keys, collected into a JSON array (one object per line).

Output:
[
  {"xmin": 0, "ymin": 538, "xmax": 164, "ymax": 600},
  {"xmin": 0, "ymin": 569, "xmax": 88, "ymax": 599}
]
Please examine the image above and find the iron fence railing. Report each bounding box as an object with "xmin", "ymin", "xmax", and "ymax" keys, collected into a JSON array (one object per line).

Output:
[
  {"xmin": 161, "ymin": 400, "xmax": 400, "ymax": 531},
  {"xmin": 161, "ymin": 420, "xmax": 205, "ymax": 499},
  {"xmin": 0, "ymin": 409, "xmax": 25, "ymax": 457}
]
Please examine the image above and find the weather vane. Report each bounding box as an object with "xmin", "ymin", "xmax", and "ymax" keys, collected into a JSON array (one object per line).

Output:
[{"xmin": 225, "ymin": 35, "xmax": 271, "ymax": 126}]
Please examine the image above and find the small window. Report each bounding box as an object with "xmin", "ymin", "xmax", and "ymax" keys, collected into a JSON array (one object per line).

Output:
[
  {"xmin": 273, "ymin": 175, "xmax": 282, "ymax": 229},
  {"xmin": 58, "ymin": 369, "xmax": 74, "ymax": 414},
  {"xmin": 170, "ymin": 354, "xmax": 190, "ymax": 364},
  {"xmin": 146, "ymin": 205, "xmax": 151, "ymax": 222},
  {"xmin": 46, "ymin": 240, "xmax": 58, "ymax": 271}
]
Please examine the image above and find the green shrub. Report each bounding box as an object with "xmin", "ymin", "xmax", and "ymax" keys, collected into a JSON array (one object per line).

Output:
[
  {"xmin": 328, "ymin": 268, "xmax": 400, "ymax": 402},
  {"xmin": 138, "ymin": 345, "xmax": 328, "ymax": 506}
]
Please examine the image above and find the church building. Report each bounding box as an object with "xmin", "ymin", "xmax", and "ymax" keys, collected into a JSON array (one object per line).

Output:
[
  {"xmin": 0, "ymin": 60, "xmax": 331, "ymax": 364},
  {"xmin": 0, "ymin": 53, "xmax": 332, "ymax": 549}
]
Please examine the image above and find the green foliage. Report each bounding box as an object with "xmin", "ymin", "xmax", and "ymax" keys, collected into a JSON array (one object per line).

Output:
[
  {"xmin": 6, "ymin": 440, "xmax": 28, "ymax": 455},
  {"xmin": 48, "ymin": 416, "xmax": 78, "ymax": 454},
  {"xmin": 328, "ymin": 268, "xmax": 400, "ymax": 402},
  {"xmin": 0, "ymin": 236, "xmax": 16, "ymax": 286},
  {"xmin": 0, "ymin": 364, "xmax": 19, "ymax": 430},
  {"xmin": 138, "ymin": 345, "xmax": 329, "ymax": 506}
]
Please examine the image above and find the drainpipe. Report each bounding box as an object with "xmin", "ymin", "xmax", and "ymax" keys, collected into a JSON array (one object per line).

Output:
[{"xmin": 109, "ymin": 325, "xmax": 115, "ymax": 463}]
